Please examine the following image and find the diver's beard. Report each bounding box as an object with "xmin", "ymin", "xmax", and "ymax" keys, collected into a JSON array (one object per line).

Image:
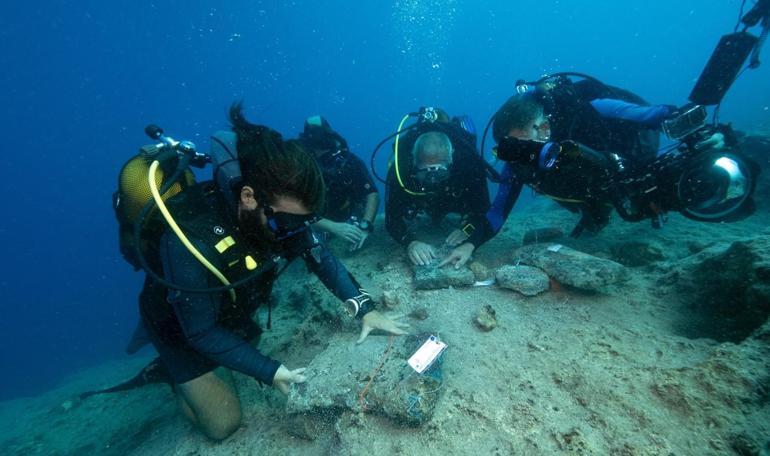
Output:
[{"xmin": 238, "ymin": 207, "xmax": 279, "ymax": 252}]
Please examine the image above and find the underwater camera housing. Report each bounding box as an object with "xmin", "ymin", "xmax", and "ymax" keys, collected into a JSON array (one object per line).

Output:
[{"xmin": 612, "ymin": 123, "xmax": 758, "ymax": 225}]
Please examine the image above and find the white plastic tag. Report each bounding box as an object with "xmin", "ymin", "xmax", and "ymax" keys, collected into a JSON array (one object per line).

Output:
[
  {"xmin": 407, "ymin": 336, "xmax": 447, "ymax": 374},
  {"xmin": 547, "ymin": 244, "xmax": 563, "ymax": 252}
]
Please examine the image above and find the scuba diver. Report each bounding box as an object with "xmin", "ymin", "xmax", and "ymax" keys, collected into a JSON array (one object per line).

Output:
[
  {"xmin": 441, "ymin": 0, "xmax": 768, "ymax": 269},
  {"xmin": 94, "ymin": 103, "xmax": 407, "ymax": 441},
  {"xmin": 378, "ymin": 107, "xmax": 491, "ymax": 266},
  {"xmin": 297, "ymin": 115, "xmax": 380, "ymax": 251},
  {"xmin": 494, "ymin": 75, "xmax": 721, "ymax": 235},
  {"xmin": 441, "ymin": 73, "xmax": 759, "ymax": 269}
]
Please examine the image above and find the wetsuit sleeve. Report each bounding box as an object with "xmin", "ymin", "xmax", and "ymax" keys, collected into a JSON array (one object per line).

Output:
[
  {"xmin": 301, "ymin": 242, "xmax": 374, "ymax": 318},
  {"xmin": 466, "ymin": 163, "xmax": 523, "ymax": 248},
  {"xmin": 159, "ymin": 232, "xmax": 280, "ymax": 385},
  {"xmin": 459, "ymin": 155, "xmax": 491, "ymax": 244},
  {"xmin": 590, "ymin": 99, "xmax": 672, "ymax": 128},
  {"xmin": 385, "ymin": 166, "xmax": 417, "ymax": 246}
]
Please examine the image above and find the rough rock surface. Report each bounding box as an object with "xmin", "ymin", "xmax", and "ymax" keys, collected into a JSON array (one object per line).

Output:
[
  {"xmin": 468, "ymin": 261, "xmax": 493, "ymax": 282},
  {"xmin": 609, "ymin": 240, "xmax": 665, "ymax": 267},
  {"xmin": 514, "ymin": 244, "xmax": 628, "ymax": 291},
  {"xmin": 474, "ymin": 305, "xmax": 497, "ymax": 331},
  {"xmin": 413, "ymin": 261, "xmax": 475, "ymax": 290},
  {"xmin": 286, "ymin": 334, "xmax": 444, "ymax": 439},
  {"xmin": 659, "ymin": 238, "xmax": 770, "ymax": 342},
  {"xmin": 496, "ymin": 265, "xmax": 550, "ymax": 296},
  {"xmin": 642, "ymin": 320, "xmax": 770, "ymax": 454}
]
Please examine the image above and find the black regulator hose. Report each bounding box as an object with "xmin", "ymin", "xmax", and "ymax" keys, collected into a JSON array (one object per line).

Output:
[{"xmin": 369, "ymin": 121, "xmax": 423, "ymax": 185}]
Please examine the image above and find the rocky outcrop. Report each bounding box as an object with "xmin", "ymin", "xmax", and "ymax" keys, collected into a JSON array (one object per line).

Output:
[
  {"xmin": 609, "ymin": 240, "xmax": 666, "ymax": 267},
  {"xmin": 647, "ymin": 320, "xmax": 770, "ymax": 453},
  {"xmin": 660, "ymin": 238, "xmax": 770, "ymax": 342}
]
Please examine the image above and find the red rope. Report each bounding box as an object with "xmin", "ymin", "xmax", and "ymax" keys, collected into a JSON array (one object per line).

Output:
[{"xmin": 358, "ymin": 336, "xmax": 394, "ymax": 412}]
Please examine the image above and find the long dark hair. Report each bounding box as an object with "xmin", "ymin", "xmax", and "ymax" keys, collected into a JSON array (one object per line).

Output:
[{"xmin": 229, "ymin": 102, "xmax": 325, "ymax": 213}]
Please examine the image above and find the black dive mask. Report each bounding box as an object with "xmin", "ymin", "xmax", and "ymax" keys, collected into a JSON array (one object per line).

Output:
[
  {"xmin": 263, "ymin": 205, "xmax": 319, "ymax": 242},
  {"xmin": 415, "ymin": 164, "xmax": 450, "ymax": 192}
]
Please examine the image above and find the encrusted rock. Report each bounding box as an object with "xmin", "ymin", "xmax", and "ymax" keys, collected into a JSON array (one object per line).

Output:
[
  {"xmin": 609, "ymin": 241, "xmax": 665, "ymax": 267},
  {"xmin": 413, "ymin": 262, "xmax": 475, "ymax": 290},
  {"xmin": 286, "ymin": 334, "xmax": 445, "ymax": 439},
  {"xmin": 496, "ymin": 265, "xmax": 550, "ymax": 296},
  {"xmin": 468, "ymin": 261, "xmax": 493, "ymax": 282},
  {"xmin": 474, "ymin": 305, "xmax": 497, "ymax": 331},
  {"xmin": 513, "ymin": 244, "xmax": 627, "ymax": 291},
  {"xmin": 382, "ymin": 290, "xmax": 400, "ymax": 309}
]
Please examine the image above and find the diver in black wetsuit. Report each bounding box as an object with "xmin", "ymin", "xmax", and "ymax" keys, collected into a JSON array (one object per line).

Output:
[
  {"xmin": 98, "ymin": 104, "xmax": 407, "ymax": 441},
  {"xmin": 383, "ymin": 109, "xmax": 490, "ymax": 266},
  {"xmin": 441, "ymin": 76, "xmax": 734, "ymax": 269},
  {"xmin": 297, "ymin": 115, "xmax": 380, "ymax": 251}
]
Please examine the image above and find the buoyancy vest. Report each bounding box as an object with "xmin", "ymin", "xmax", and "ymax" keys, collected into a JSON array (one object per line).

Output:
[{"xmin": 547, "ymin": 79, "xmax": 660, "ymax": 163}]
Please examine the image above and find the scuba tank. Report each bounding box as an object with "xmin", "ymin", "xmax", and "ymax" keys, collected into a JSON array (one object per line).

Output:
[
  {"xmin": 113, "ymin": 125, "xmax": 276, "ymax": 299},
  {"xmin": 113, "ymin": 125, "xmax": 203, "ymax": 270}
]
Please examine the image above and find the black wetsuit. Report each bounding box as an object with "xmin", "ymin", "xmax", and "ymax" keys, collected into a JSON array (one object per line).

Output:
[
  {"xmin": 314, "ymin": 147, "xmax": 378, "ymax": 222},
  {"xmin": 473, "ymin": 80, "xmax": 675, "ymax": 243},
  {"xmin": 385, "ymin": 125, "xmax": 490, "ymax": 246},
  {"xmin": 138, "ymin": 182, "xmax": 368, "ymax": 385}
]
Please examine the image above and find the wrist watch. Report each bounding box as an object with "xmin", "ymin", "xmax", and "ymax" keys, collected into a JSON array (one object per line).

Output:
[
  {"xmin": 344, "ymin": 298, "xmax": 360, "ymax": 317},
  {"xmin": 358, "ymin": 220, "xmax": 373, "ymax": 233}
]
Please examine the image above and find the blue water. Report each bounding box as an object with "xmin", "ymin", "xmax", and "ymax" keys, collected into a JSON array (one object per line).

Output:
[{"xmin": 0, "ymin": 0, "xmax": 767, "ymax": 401}]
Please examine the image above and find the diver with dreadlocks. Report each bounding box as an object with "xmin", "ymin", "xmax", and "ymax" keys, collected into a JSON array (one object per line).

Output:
[{"xmin": 88, "ymin": 103, "xmax": 407, "ymax": 441}]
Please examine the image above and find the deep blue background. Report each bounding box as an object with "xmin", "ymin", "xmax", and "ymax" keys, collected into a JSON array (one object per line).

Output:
[{"xmin": 1, "ymin": 0, "xmax": 767, "ymax": 400}]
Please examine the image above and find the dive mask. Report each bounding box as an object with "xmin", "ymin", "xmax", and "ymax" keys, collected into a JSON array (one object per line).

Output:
[
  {"xmin": 263, "ymin": 205, "xmax": 320, "ymax": 241},
  {"xmin": 415, "ymin": 164, "xmax": 450, "ymax": 192}
]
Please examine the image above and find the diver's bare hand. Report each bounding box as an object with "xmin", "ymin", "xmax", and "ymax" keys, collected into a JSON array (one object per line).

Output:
[
  {"xmin": 695, "ymin": 132, "xmax": 725, "ymax": 151},
  {"xmin": 407, "ymin": 241, "xmax": 436, "ymax": 266},
  {"xmin": 357, "ymin": 311, "xmax": 409, "ymax": 344},
  {"xmin": 272, "ymin": 365, "xmax": 307, "ymax": 395},
  {"xmin": 445, "ymin": 229, "xmax": 469, "ymax": 247},
  {"xmin": 439, "ymin": 242, "xmax": 475, "ymax": 269},
  {"xmin": 350, "ymin": 231, "xmax": 369, "ymax": 252},
  {"xmin": 333, "ymin": 222, "xmax": 366, "ymax": 244}
]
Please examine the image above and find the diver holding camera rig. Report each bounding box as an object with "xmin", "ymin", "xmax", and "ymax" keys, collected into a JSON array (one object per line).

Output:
[{"xmin": 469, "ymin": 1, "xmax": 767, "ymax": 249}]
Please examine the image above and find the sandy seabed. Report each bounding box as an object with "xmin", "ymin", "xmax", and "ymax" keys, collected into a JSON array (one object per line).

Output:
[{"xmin": 2, "ymin": 182, "xmax": 770, "ymax": 455}]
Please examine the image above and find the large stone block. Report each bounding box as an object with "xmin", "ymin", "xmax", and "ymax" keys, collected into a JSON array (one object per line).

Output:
[
  {"xmin": 513, "ymin": 243, "xmax": 627, "ymax": 291},
  {"xmin": 286, "ymin": 334, "xmax": 445, "ymax": 439}
]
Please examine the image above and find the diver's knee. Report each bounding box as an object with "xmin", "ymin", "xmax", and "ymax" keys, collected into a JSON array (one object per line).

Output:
[{"xmin": 200, "ymin": 408, "xmax": 242, "ymax": 441}]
